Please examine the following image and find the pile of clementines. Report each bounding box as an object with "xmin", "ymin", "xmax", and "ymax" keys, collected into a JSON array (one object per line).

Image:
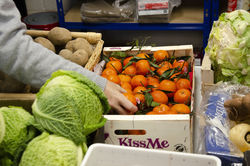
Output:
[{"xmin": 101, "ymin": 50, "xmax": 192, "ymax": 115}]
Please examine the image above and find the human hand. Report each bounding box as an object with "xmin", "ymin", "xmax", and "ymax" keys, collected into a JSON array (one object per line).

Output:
[{"xmin": 104, "ymin": 80, "xmax": 138, "ymax": 115}]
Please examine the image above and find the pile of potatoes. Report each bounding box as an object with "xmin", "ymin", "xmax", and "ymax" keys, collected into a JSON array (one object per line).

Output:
[{"xmin": 34, "ymin": 27, "xmax": 94, "ymax": 66}]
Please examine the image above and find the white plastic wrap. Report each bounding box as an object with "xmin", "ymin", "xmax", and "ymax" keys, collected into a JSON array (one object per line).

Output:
[
  {"xmin": 136, "ymin": 0, "xmax": 182, "ymax": 23},
  {"xmin": 196, "ymin": 82, "xmax": 250, "ymax": 164}
]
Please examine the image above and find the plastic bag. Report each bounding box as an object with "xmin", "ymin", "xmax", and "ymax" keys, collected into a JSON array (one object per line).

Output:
[
  {"xmin": 136, "ymin": 0, "xmax": 182, "ymax": 23},
  {"xmin": 80, "ymin": 0, "xmax": 135, "ymax": 23},
  {"xmin": 196, "ymin": 82, "xmax": 250, "ymax": 165}
]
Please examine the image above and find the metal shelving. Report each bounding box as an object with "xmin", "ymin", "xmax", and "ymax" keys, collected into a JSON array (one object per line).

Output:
[{"xmin": 56, "ymin": 0, "xmax": 214, "ymax": 49}]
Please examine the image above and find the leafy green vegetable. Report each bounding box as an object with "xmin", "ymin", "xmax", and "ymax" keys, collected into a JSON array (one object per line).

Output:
[
  {"xmin": 32, "ymin": 70, "xmax": 110, "ymax": 145},
  {"xmin": 19, "ymin": 132, "xmax": 83, "ymax": 166},
  {"xmin": 0, "ymin": 106, "xmax": 37, "ymax": 165},
  {"xmin": 205, "ymin": 10, "xmax": 250, "ymax": 85}
]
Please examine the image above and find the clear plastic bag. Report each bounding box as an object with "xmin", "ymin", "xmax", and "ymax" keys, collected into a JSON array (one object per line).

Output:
[
  {"xmin": 136, "ymin": 0, "xmax": 182, "ymax": 23},
  {"xmin": 196, "ymin": 82, "xmax": 250, "ymax": 161},
  {"xmin": 80, "ymin": 0, "xmax": 136, "ymax": 23}
]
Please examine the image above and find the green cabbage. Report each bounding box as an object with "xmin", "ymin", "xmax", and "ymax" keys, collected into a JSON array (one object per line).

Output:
[
  {"xmin": 0, "ymin": 106, "xmax": 37, "ymax": 165},
  {"xmin": 19, "ymin": 132, "xmax": 83, "ymax": 166},
  {"xmin": 32, "ymin": 70, "xmax": 110, "ymax": 145},
  {"xmin": 205, "ymin": 10, "xmax": 250, "ymax": 85}
]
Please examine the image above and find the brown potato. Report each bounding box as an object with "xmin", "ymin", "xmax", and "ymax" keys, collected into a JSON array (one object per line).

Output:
[
  {"xmin": 34, "ymin": 37, "xmax": 55, "ymax": 52},
  {"xmin": 48, "ymin": 27, "xmax": 72, "ymax": 46},
  {"xmin": 59, "ymin": 49, "xmax": 88, "ymax": 66},
  {"xmin": 65, "ymin": 38, "xmax": 93, "ymax": 57},
  {"xmin": 59, "ymin": 49, "xmax": 73, "ymax": 60},
  {"xmin": 72, "ymin": 49, "xmax": 89, "ymax": 66}
]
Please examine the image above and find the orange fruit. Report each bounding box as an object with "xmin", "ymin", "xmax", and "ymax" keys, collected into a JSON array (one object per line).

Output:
[
  {"xmin": 146, "ymin": 111, "xmax": 158, "ymax": 115},
  {"xmin": 106, "ymin": 60, "xmax": 123, "ymax": 73},
  {"xmin": 107, "ymin": 74, "xmax": 120, "ymax": 85},
  {"xmin": 160, "ymin": 61, "xmax": 172, "ymax": 68},
  {"xmin": 153, "ymin": 50, "xmax": 169, "ymax": 62},
  {"xmin": 133, "ymin": 86, "xmax": 147, "ymax": 94},
  {"xmin": 102, "ymin": 68, "xmax": 117, "ymax": 77},
  {"xmin": 123, "ymin": 92, "xmax": 137, "ymax": 106},
  {"xmin": 136, "ymin": 60, "xmax": 150, "ymax": 75},
  {"xmin": 102, "ymin": 68, "xmax": 117, "ymax": 75},
  {"xmin": 131, "ymin": 75, "xmax": 148, "ymax": 88},
  {"xmin": 173, "ymin": 60, "xmax": 189, "ymax": 73},
  {"xmin": 136, "ymin": 53, "xmax": 149, "ymax": 59},
  {"xmin": 157, "ymin": 65, "xmax": 172, "ymax": 76},
  {"xmin": 174, "ymin": 89, "xmax": 191, "ymax": 104},
  {"xmin": 170, "ymin": 104, "xmax": 191, "ymax": 114},
  {"xmin": 150, "ymin": 66, "xmax": 156, "ymax": 72},
  {"xmin": 121, "ymin": 82, "xmax": 132, "ymax": 90},
  {"xmin": 123, "ymin": 56, "xmax": 135, "ymax": 67},
  {"xmin": 147, "ymin": 76, "xmax": 160, "ymax": 84},
  {"xmin": 122, "ymin": 65, "xmax": 137, "ymax": 76},
  {"xmin": 176, "ymin": 78, "xmax": 191, "ymax": 90},
  {"xmin": 170, "ymin": 72, "xmax": 181, "ymax": 82},
  {"xmin": 134, "ymin": 93, "xmax": 145, "ymax": 103},
  {"xmin": 152, "ymin": 104, "xmax": 171, "ymax": 114},
  {"xmin": 151, "ymin": 90, "xmax": 168, "ymax": 104},
  {"xmin": 148, "ymin": 81, "xmax": 160, "ymax": 91},
  {"xmin": 118, "ymin": 74, "xmax": 131, "ymax": 83},
  {"xmin": 159, "ymin": 80, "xmax": 177, "ymax": 98},
  {"xmin": 109, "ymin": 57, "xmax": 121, "ymax": 61}
]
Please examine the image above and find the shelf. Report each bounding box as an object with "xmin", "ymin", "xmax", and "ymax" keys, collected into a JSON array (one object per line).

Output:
[
  {"xmin": 56, "ymin": 0, "xmax": 213, "ymax": 50},
  {"xmin": 65, "ymin": 3, "xmax": 204, "ymax": 23}
]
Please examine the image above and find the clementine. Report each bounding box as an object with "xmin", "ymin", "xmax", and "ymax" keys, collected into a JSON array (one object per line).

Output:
[
  {"xmin": 174, "ymin": 89, "xmax": 191, "ymax": 104},
  {"xmin": 123, "ymin": 92, "xmax": 137, "ymax": 106},
  {"xmin": 159, "ymin": 80, "xmax": 177, "ymax": 98},
  {"xmin": 176, "ymin": 78, "xmax": 191, "ymax": 90},
  {"xmin": 136, "ymin": 60, "xmax": 150, "ymax": 75},
  {"xmin": 151, "ymin": 90, "xmax": 168, "ymax": 104},
  {"xmin": 107, "ymin": 74, "xmax": 120, "ymax": 85},
  {"xmin": 170, "ymin": 104, "xmax": 191, "ymax": 114},
  {"xmin": 153, "ymin": 50, "xmax": 169, "ymax": 62},
  {"xmin": 131, "ymin": 75, "xmax": 148, "ymax": 88},
  {"xmin": 122, "ymin": 65, "xmax": 137, "ymax": 76},
  {"xmin": 106, "ymin": 60, "xmax": 123, "ymax": 73}
]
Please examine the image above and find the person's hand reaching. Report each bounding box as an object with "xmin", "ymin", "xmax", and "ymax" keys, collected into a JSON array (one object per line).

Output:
[{"xmin": 104, "ymin": 80, "xmax": 138, "ymax": 115}]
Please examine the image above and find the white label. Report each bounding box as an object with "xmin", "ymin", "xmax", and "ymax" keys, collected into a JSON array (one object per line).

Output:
[{"xmin": 139, "ymin": 9, "xmax": 168, "ymax": 16}]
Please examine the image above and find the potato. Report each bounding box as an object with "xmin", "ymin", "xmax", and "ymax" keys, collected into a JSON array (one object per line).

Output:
[
  {"xmin": 48, "ymin": 27, "xmax": 72, "ymax": 46},
  {"xmin": 243, "ymin": 94, "xmax": 250, "ymax": 111},
  {"xmin": 65, "ymin": 38, "xmax": 93, "ymax": 57},
  {"xmin": 59, "ymin": 49, "xmax": 73, "ymax": 59},
  {"xmin": 72, "ymin": 49, "xmax": 89, "ymax": 66},
  {"xmin": 34, "ymin": 37, "xmax": 55, "ymax": 52},
  {"xmin": 59, "ymin": 49, "xmax": 88, "ymax": 66}
]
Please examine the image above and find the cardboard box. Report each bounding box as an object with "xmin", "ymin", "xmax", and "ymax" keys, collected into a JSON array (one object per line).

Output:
[
  {"xmin": 201, "ymin": 54, "xmax": 214, "ymax": 95},
  {"xmin": 102, "ymin": 45, "xmax": 195, "ymax": 152}
]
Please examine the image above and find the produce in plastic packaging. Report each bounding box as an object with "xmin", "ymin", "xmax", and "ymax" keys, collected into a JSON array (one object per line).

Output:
[
  {"xmin": 19, "ymin": 132, "xmax": 83, "ymax": 166},
  {"xmin": 32, "ymin": 70, "xmax": 110, "ymax": 145},
  {"xmin": 205, "ymin": 10, "xmax": 250, "ymax": 85},
  {"xmin": 229, "ymin": 123, "xmax": 250, "ymax": 152}
]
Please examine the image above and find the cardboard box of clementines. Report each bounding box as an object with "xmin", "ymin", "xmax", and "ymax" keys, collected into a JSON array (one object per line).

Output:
[{"xmin": 100, "ymin": 45, "xmax": 195, "ymax": 153}]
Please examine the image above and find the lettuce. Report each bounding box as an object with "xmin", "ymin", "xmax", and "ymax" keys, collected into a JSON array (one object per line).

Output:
[
  {"xmin": 205, "ymin": 10, "xmax": 250, "ymax": 85},
  {"xmin": 32, "ymin": 70, "xmax": 110, "ymax": 145},
  {"xmin": 0, "ymin": 106, "xmax": 37, "ymax": 165},
  {"xmin": 19, "ymin": 132, "xmax": 83, "ymax": 166}
]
